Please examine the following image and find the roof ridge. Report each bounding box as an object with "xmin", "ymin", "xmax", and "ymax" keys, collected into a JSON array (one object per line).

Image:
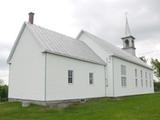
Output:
[
  {"xmin": 26, "ymin": 22, "xmax": 78, "ymax": 42},
  {"xmin": 82, "ymin": 30, "xmax": 138, "ymax": 58},
  {"xmin": 79, "ymin": 30, "xmax": 151, "ymax": 69}
]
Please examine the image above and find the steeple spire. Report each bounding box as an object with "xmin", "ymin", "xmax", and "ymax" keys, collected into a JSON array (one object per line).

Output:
[
  {"xmin": 121, "ymin": 13, "xmax": 136, "ymax": 56},
  {"xmin": 125, "ymin": 12, "xmax": 131, "ymax": 36}
]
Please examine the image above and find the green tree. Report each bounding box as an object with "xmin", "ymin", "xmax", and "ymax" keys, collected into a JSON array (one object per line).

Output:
[
  {"xmin": 151, "ymin": 59, "xmax": 160, "ymax": 80},
  {"xmin": 0, "ymin": 85, "xmax": 8, "ymax": 101}
]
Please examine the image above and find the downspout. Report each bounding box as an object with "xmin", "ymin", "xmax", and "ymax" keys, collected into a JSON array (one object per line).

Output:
[
  {"xmin": 8, "ymin": 63, "xmax": 11, "ymax": 99},
  {"xmin": 44, "ymin": 53, "xmax": 47, "ymax": 101},
  {"xmin": 112, "ymin": 57, "xmax": 115, "ymax": 97},
  {"xmin": 104, "ymin": 65, "xmax": 107, "ymax": 97},
  {"xmin": 104, "ymin": 63, "xmax": 108, "ymax": 97}
]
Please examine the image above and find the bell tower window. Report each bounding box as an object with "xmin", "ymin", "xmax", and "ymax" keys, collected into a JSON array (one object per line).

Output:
[{"xmin": 125, "ymin": 40, "xmax": 129, "ymax": 48}]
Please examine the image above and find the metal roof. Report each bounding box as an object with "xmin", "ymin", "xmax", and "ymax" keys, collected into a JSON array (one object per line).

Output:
[
  {"xmin": 78, "ymin": 30, "xmax": 152, "ymax": 69},
  {"xmin": 25, "ymin": 23, "xmax": 105, "ymax": 65}
]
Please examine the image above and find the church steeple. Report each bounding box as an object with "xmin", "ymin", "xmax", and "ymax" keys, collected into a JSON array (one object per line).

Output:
[
  {"xmin": 121, "ymin": 13, "xmax": 136, "ymax": 56},
  {"xmin": 125, "ymin": 13, "xmax": 131, "ymax": 36}
]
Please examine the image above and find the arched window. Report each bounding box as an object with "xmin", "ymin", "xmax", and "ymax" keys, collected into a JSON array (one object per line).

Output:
[{"xmin": 125, "ymin": 40, "xmax": 129, "ymax": 47}]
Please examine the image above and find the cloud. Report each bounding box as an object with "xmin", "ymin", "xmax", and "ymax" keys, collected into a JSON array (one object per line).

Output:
[
  {"xmin": 0, "ymin": 0, "xmax": 160, "ymax": 84},
  {"xmin": 0, "ymin": 57, "xmax": 8, "ymax": 71},
  {"xmin": 0, "ymin": 43, "xmax": 10, "ymax": 72},
  {"xmin": 70, "ymin": 0, "xmax": 160, "ymax": 59}
]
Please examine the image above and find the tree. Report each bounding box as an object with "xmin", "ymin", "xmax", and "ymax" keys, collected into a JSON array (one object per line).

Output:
[
  {"xmin": 151, "ymin": 59, "xmax": 160, "ymax": 80},
  {"xmin": 0, "ymin": 85, "xmax": 8, "ymax": 101},
  {"xmin": 0, "ymin": 79, "xmax": 4, "ymax": 85}
]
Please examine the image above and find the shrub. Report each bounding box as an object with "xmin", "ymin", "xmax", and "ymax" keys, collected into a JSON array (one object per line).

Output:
[
  {"xmin": 0, "ymin": 85, "xmax": 8, "ymax": 102},
  {"xmin": 154, "ymin": 82, "xmax": 160, "ymax": 92}
]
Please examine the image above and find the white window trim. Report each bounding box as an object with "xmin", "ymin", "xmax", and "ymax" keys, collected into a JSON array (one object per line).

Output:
[
  {"xmin": 149, "ymin": 73, "xmax": 152, "ymax": 88},
  {"xmin": 145, "ymin": 72, "xmax": 148, "ymax": 87},
  {"xmin": 68, "ymin": 70, "xmax": 73, "ymax": 84},
  {"xmin": 140, "ymin": 70, "xmax": 143, "ymax": 87},
  {"xmin": 89, "ymin": 72, "xmax": 94, "ymax": 85},
  {"xmin": 135, "ymin": 69, "xmax": 138, "ymax": 87},
  {"xmin": 121, "ymin": 65, "xmax": 127, "ymax": 88}
]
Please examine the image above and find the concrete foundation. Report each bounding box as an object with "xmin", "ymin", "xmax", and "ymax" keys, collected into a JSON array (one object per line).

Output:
[{"xmin": 9, "ymin": 98, "xmax": 86, "ymax": 108}]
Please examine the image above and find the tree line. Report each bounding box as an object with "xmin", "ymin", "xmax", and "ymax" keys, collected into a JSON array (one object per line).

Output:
[
  {"xmin": 151, "ymin": 58, "xmax": 160, "ymax": 92},
  {"xmin": 0, "ymin": 85, "xmax": 8, "ymax": 101}
]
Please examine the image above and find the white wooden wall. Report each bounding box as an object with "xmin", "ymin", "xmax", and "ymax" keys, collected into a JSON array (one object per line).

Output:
[
  {"xmin": 113, "ymin": 57, "xmax": 154, "ymax": 97},
  {"xmin": 9, "ymin": 27, "xmax": 45, "ymax": 101},
  {"xmin": 46, "ymin": 53, "xmax": 106, "ymax": 101}
]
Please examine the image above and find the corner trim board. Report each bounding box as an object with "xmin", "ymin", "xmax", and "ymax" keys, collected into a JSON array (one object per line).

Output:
[
  {"xmin": 112, "ymin": 57, "xmax": 115, "ymax": 97},
  {"xmin": 44, "ymin": 53, "xmax": 47, "ymax": 101}
]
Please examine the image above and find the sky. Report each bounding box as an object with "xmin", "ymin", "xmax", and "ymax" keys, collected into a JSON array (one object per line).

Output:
[{"xmin": 0, "ymin": 0, "xmax": 160, "ymax": 84}]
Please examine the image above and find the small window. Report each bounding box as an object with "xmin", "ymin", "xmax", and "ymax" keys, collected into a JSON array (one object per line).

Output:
[
  {"xmin": 140, "ymin": 70, "xmax": 143, "ymax": 87},
  {"xmin": 141, "ymin": 79, "xmax": 143, "ymax": 87},
  {"xmin": 149, "ymin": 73, "xmax": 152, "ymax": 88},
  {"xmin": 141, "ymin": 70, "xmax": 143, "ymax": 78},
  {"xmin": 135, "ymin": 69, "xmax": 138, "ymax": 87},
  {"xmin": 121, "ymin": 65, "xmax": 127, "ymax": 88},
  {"xmin": 135, "ymin": 79, "xmax": 138, "ymax": 87},
  {"xmin": 146, "ymin": 80, "xmax": 148, "ymax": 87},
  {"xmin": 135, "ymin": 69, "xmax": 137, "ymax": 77},
  {"xmin": 68, "ymin": 70, "xmax": 73, "ymax": 84},
  {"xmin": 121, "ymin": 77, "xmax": 127, "ymax": 87},
  {"xmin": 121, "ymin": 65, "xmax": 126, "ymax": 75},
  {"xmin": 125, "ymin": 40, "xmax": 129, "ymax": 48},
  {"xmin": 145, "ymin": 72, "xmax": 147, "ymax": 78},
  {"xmin": 89, "ymin": 73, "xmax": 94, "ymax": 84},
  {"xmin": 145, "ymin": 72, "xmax": 148, "ymax": 87}
]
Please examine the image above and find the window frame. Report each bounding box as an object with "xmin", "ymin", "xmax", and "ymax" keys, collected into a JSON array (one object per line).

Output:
[
  {"xmin": 140, "ymin": 70, "xmax": 143, "ymax": 87},
  {"xmin": 135, "ymin": 69, "xmax": 138, "ymax": 87},
  {"xmin": 68, "ymin": 70, "xmax": 73, "ymax": 84},
  {"xmin": 121, "ymin": 65, "xmax": 127, "ymax": 88},
  {"xmin": 121, "ymin": 76, "xmax": 127, "ymax": 87},
  {"xmin": 121, "ymin": 65, "xmax": 126, "ymax": 76},
  {"xmin": 89, "ymin": 72, "xmax": 94, "ymax": 85},
  {"xmin": 149, "ymin": 73, "xmax": 152, "ymax": 88},
  {"xmin": 145, "ymin": 72, "xmax": 148, "ymax": 87}
]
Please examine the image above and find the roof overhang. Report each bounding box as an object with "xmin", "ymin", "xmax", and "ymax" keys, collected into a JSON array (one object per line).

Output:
[
  {"xmin": 111, "ymin": 55, "xmax": 152, "ymax": 70},
  {"xmin": 42, "ymin": 50, "xmax": 106, "ymax": 66},
  {"xmin": 121, "ymin": 35, "xmax": 135, "ymax": 40},
  {"xmin": 7, "ymin": 22, "xmax": 27, "ymax": 64}
]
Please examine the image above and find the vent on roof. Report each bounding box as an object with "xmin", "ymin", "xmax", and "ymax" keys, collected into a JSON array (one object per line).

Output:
[{"xmin": 28, "ymin": 12, "xmax": 34, "ymax": 24}]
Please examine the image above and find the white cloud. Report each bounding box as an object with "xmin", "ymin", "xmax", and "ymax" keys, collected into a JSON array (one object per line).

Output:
[{"xmin": 0, "ymin": 0, "xmax": 160, "ymax": 84}]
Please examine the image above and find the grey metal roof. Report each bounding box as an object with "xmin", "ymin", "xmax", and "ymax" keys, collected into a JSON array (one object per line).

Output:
[
  {"xmin": 25, "ymin": 23, "xmax": 105, "ymax": 65},
  {"xmin": 78, "ymin": 30, "xmax": 152, "ymax": 69}
]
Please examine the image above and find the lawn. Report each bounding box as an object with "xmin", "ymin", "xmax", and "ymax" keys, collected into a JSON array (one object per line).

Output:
[{"xmin": 0, "ymin": 93, "xmax": 160, "ymax": 120}]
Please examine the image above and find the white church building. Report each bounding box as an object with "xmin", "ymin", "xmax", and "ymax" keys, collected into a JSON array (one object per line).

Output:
[{"xmin": 8, "ymin": 13, "xmax": 154, "ymax": 105}]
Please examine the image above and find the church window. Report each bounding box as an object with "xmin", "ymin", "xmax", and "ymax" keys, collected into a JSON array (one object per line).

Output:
[
  {"xmin": 149, "ymin": 73, "xmax": 152, "ymax": 88},
  {"xmin": 145, "ymin": 72, "xmax": 148, "ymax": 87},
  {"xmin": 68, "ymin": 70, "xmax": 73, "ymax": 84},
  {"xmin": 121, "ymin": 65, "xmax": 127, "ymax": 87},
  {"xmin": 89, "ymin": 73, "xmax": 94, "ymax": 84},
  {"xmin": 141, "ymin": 70, "xmax": 143, "ymax": 87},
  {"xmin": 135, "ymin": 69, "xmax": 138, "ymax": 87}
]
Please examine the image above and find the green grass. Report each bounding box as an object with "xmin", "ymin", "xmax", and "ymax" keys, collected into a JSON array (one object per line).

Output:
[{"xmin": 1, "ymin": 93, "xmax": 160, "ymax": 120}]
